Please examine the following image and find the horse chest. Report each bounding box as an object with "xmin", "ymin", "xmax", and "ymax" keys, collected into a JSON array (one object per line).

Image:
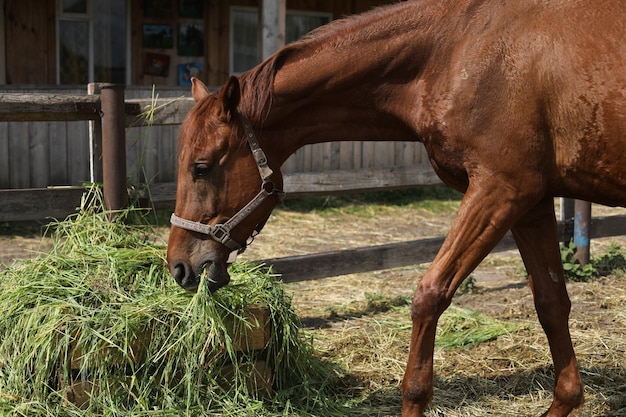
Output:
[{"xmin": 421, "ymin": 134, "xmax": 471, "ymax": 192}]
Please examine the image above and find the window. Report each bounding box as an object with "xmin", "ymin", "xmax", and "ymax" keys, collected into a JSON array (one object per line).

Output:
[
  {"xmin": 57, "ymin": 0, "xmax": 128, "ymax": 84},
  {"xmin": 230, "ymin": 7, "xmax": 332, "ymax": 74}
]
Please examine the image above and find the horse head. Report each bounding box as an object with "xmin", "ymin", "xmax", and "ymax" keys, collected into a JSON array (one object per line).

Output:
[{"xmin": 167, "ymin": 77, "xmax": 284, "ymax": 292}]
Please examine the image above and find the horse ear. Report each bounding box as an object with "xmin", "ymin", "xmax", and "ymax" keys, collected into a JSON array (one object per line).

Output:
[
  {"xmin": 221, "ymin": 76, "xmax": 241, "ymax": 112},
  {"xmin": 191, "ymin": 77, "xmax": 210, "ymax": 102}
]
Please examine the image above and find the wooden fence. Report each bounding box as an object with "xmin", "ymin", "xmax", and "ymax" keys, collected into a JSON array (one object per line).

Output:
[
  {"xmin": 0, "ymin": 85, "xmax": 430, "ymax": 190},
  {"xmin": 1, "ymin": 87, "xmax": 625, "ymax": 282},
  {"xmin": 0, "ymin": 85, "xmax": 439, "ymax": 220},
  {"xmin": 0, "ymin": 85, "xmax": 185, "ymax": 189}
]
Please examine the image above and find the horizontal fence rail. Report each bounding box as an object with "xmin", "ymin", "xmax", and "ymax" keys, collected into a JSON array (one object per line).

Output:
[
  {"xmin": 260, "ymin": 214, "xmax": 626, "ymax": 282},
  {"xmin": 0, "ymin": 93, "xmax": 102, "ymax": 121},
  {"xmin": 0, "ymin": 187, "xmax": 86, "ymax": 222},
  {"xmin": 125, "ymin": 97, "xmax": 195, "ymax": 127},
  {"xmin": 0, "ymin": 86, "xmax": 624, "ymax": 282}
]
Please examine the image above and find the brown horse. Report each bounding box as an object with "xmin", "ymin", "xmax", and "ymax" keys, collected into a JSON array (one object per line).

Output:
[{"xmin": 167, "ymin": 1, "xmax": 626, "ymax": 415}]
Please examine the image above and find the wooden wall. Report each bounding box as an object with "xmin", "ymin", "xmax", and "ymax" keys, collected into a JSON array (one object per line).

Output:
[
  {"xmin": 0, "ymin": 0, "xmax": 425, "ymax": 190},
  {"xmin": 4, "ymin": 0, "xmax": 56, "ymax": 84},
  {"xmin": 0, "ymin": 87, "xmax": 89, "ymax": 189},
  {"xmin": 0, "ymin": 86, "xmax": 187, "ymax": 189},
  {"xmin": 132, "ymin": 0, "xmax": 397, "ymax": 86},
  {"xmin": 1, "ymin": 0, "xmax": 396, "ymax": 86}
]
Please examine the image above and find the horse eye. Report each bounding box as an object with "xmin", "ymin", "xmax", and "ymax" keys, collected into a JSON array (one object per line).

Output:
[{"xmin": 192, "ymin": 162, "xmax": 212, "ymax": 179}]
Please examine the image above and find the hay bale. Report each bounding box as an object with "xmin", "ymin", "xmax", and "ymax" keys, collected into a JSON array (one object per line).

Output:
[
  {"xmin": 0, "ymin": 190, "xmax": 327, "ymax": 416},
  {"xmin": 61, "ymin": 306, "xmax": 272, "ymax": 409}
]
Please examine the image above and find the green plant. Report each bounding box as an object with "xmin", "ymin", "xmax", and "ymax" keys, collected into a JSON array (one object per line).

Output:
[
  {"xmin": 560, "ymin": 241, "xmax": 626, "ymax": 282},
  {"xmin": 456, "ymin": 275, "xmax": 480, "ymax": 295},
  {"xmin": 560, "ymin": 241, "xmax": 597, "ymax": 282},
  {"xmin": 364, "ymin": 292, "xmax": 410, "ymax": 313},
  {"xmin": 592, "ymin": 243, "xmax": 626, "ymax": 276}
]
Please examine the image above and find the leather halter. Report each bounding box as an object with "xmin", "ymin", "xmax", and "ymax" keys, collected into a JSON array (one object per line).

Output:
[{"xmin": 170, "ymin": 113, "xmax": 285, "ymax": 253}]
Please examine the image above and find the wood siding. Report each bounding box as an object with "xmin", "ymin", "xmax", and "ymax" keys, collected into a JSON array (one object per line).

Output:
[
  {"xmin": 5, "ymin": 0, "xmax": 56, "ymax": 84},
  {"xmin": 132, "ymin": 0, "xmax": 396, "ymax": 86},
  {"xmin": 2, "ymin": 0, "xmax": 396, "ymax": 86}
]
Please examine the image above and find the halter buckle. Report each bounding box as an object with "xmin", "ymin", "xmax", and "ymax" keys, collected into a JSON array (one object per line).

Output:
[
  {"xmin": 211, "ymin": 224, "xmax": 232, "ymax": 244},
  {"xmin": 252, "ymin": 148, "xmax": 268, "ymax": 166}
]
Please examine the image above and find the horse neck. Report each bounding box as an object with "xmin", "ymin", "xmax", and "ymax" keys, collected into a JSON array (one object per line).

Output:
[{"xmin": 239, "ymin": 2, "xmax": 443, "ymax": 165}]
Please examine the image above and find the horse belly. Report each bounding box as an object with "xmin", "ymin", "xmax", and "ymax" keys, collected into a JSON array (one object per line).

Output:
[{"xmin": 554, "ymin": 97, "xmax": 626, "ymax": 207}]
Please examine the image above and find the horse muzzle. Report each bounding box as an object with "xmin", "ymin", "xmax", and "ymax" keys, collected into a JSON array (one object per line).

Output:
[{"xmin": 169, "ymin": 258, "xmax": 231, "ymax": 292}]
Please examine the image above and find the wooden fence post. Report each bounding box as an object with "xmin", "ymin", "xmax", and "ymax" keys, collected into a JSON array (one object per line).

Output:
[
  {"xmin": 260, "ymin": 0, "xmax": 286, "ymax": 60},
  {"xmin": 99, "ymin": 84, "xmax": 127, "ymax": 213}
]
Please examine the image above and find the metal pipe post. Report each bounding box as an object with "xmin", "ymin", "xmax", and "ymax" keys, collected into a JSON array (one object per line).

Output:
[
  {"xmin": 559, "ymin": 198, "xmax": 575, "ymax": 243},
  {"xmin": 99, "ymin": 84, "xmax": 127, "ymax": 213},
  {"xmin": 573, "ymin": 199, "xmax": 591, "ymax": 265}
]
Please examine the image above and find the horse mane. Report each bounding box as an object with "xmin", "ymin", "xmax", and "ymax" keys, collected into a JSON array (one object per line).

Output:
[
  {"xmin": 237, "ymin": 52, "xmax": 286, "ymax": 126},
  {"xmin": 236, "ymin": 3, "xmax": 418, "ymax": 126}
]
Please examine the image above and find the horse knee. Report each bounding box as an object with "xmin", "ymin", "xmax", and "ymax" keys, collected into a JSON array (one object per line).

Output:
[{"xmin": 410, "ymin": 282, "xmax": 450, "ymax": 321}]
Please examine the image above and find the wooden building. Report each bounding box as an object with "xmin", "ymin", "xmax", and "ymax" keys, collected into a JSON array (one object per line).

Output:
[
  {"xmin": 2, "ymin": 0, "xmax": 396, "ymax": 87},
  {"xmin": 0, "ymin": 0, "xmax": 432, "ymax": 192}
]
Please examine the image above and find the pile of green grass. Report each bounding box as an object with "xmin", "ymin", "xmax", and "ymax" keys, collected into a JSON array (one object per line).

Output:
[
  {"xmin": 0, "ymin": 190, "xmax": 337, "ymax": 416},
  {"xmin": 436, "ymin": 306, "xmax": 525, "ymax": 350}
]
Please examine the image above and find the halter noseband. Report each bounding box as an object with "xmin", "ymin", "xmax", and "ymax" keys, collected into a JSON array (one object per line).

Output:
[{"xmin": 170, "ymin": 113, "xmax": 285, "ymax": 254}]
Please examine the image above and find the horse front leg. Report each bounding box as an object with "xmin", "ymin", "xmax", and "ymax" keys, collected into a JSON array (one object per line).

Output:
[
  {"xmin": 511, "ymin": 198, "xmax": 584, "ymax": 417},
  {"xmin": 401, "ymin": 182, "xmax": 533, "ymax": 416}
]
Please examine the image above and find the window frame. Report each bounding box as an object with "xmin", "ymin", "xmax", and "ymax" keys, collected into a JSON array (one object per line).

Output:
[
  {"xmin": 56, "ymin": 0, "xmax": 131, "ymax": 85},
  {"xmin": 56, "ymin": 0, "xmax": 93, "ymax": 84},
  {"xmin": 229, "ymin": 6, "xmax": 332, "ymax": 75}
]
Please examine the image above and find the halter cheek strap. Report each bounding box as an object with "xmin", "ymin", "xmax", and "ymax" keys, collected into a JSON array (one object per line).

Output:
[{"xmin": 170, "ymin": 113, "xmax": 285, "ymax": 253}]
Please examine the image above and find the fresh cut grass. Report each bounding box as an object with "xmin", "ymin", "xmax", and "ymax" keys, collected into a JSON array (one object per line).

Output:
[{"xmin": 0, "ymin": 187, "xmax": 341, "ymax": 416}]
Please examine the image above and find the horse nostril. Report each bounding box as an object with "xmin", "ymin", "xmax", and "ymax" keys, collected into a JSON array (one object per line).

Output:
[
  {"xmin": 170, "ymin": 260, "xmax": 198, "ymax": 291},
  {"xmin": 172, "ymin": 262, "xmax": 187, "ymax": 283}
]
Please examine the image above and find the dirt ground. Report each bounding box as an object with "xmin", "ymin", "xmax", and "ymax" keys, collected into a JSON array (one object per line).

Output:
[
  {"xmin": 234, "ymin": 201, "xmax": 626, "ymax": 317},
  {"xmin": 238, "ymin": 200, "xmax": 626, "ymax": 416},
  {"xmin": 1, "ymin": 198, "xmax": 625, "ymax": 416}
]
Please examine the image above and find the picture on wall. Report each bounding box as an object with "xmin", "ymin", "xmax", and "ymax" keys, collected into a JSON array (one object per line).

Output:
[
  {"xmin": 179, "ymin": 0, "xmax": 204, "ymax": 19},
  {"xmin": 178, "ymin": 23, "xmax": 204, "ymax": 56},
  {"xmin": 143, "ymin": 24, "xmax": 174, "ymax": 49},
  {"xmin": 144, "ymin": 53, "xmax": 171, "ymax": 77},
  {"xmin": 178, "ymin": 62, "xmax": 203, "ymax": 86}
]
